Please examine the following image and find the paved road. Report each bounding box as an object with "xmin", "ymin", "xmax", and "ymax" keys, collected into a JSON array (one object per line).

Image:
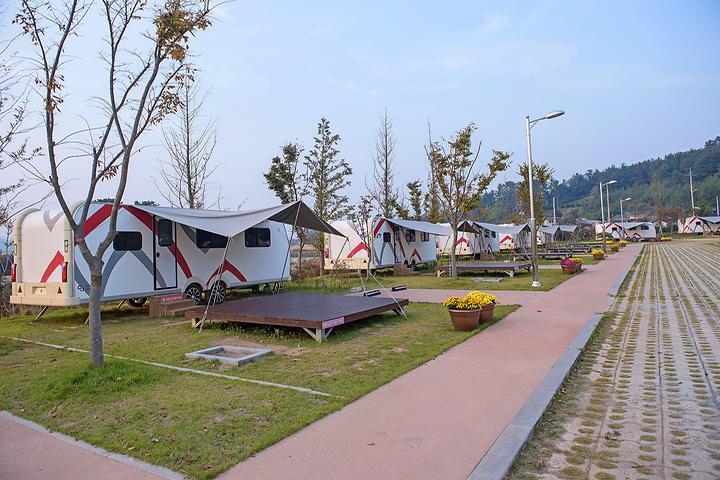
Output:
[
  {"xmin": 511, "ymin": 240, "xmax": 720, "ymax": 479},
  {"xmin": 218, "ymin": 245, "xmax": 641, "ymax": 480}
]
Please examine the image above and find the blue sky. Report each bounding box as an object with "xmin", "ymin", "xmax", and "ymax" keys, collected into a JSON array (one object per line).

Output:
[{"xmin": 7, "ymin": 0, "xmax": 720, "ymax": 210}]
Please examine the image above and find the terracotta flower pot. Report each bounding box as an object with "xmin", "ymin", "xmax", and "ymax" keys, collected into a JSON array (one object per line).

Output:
[
  {"xmin": 561, "ymin": 264, "xmax": 576, "ymax": 275},
  {"xmin": 611, "ymin": 245, "xmax": 619, "ymax": 252},
  {"xmin": 593, "ymin": 253, "xmax": 605, "ymax": 260},
  {"xmin": 574, "ymin": 264, "xmax": 582, "ymax": 273},
  {"xmin": 448, "ymin": 309, "xmax": 481, "ymax": 331},
  {"xmin": 479, "ymin": 304, "xmax": 495, "ymax": 323}
]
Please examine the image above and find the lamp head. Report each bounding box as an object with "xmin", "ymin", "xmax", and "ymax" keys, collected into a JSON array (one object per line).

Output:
[
  {"xmin": 545, "ymin": 110, "xmax": 565, "ymax": 120},
  {"xmin": 623, "ymin": 197, "xmax": 631, "ymax": 201},
  {"xmin": 607, "ymin": 180, "xmax": 617, "ymax": 185}
]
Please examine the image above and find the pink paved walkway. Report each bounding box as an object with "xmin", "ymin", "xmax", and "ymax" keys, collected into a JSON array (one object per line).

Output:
[
  {"xmin": 374, "ymin": 288, "xmax": 544, "ymax": 305},
  {"xmin": 0, "ymin": 412, "xmax": 175, "ymax": 480},
  {"xmin": 218, "ymin": 245, "xmax": 641, "ymax": 480}
]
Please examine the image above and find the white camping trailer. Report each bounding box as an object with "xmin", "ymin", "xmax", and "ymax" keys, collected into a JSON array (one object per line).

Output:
[
  {"xmin": 594, "ymin": 222, "xmax": 657, "ymax": 241},
  {"xmin": 436, "ymin": 222, "xmax": 488, "ymax": 256},
  {"xmin": 679, "ymin": 215, "xmax": 720, "ymax": 235},
  {"xmin": 385, "ymin": 218, "xmax": 444, "ymax": 266},
  {"xmin": 10, "ymin": 201, "xmax": 341, "ymax": 307},
  {"xmin": 557, "ymin": 225, "xmax": 577, "ymax": 241},
  {"xmin": 324, "ymin": 217, "xmax": 441, "ymax": 270},
  {"xmin": 324, "ymin": 217, "xmax": 396, "ymax": 270},
  {"xmin": 537, "ymin": 225, "xmax": 561, "ymax": 246},
  {"xmin": 479, "ymin": 223, "xmax": 531, "ymax": 251}
]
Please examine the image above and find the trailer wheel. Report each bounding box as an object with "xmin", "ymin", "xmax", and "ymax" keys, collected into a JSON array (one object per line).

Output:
[
  {"xmin": 184, "ymin": 283, "xmax": 203, "ymax": 305},
  {"xmin": 208, "ymin": 281, "xmax": 227, "ymax": 304},
  {"xmin": 128, "ymin": 297, "xmax": 147, "ymax": 307}
]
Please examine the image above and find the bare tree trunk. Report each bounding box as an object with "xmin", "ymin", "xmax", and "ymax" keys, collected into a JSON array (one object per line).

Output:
[
  {"xmin": 450, "ymin": 226, "xmax": 458, "ymax": 279},
  {"xmin": 88, "ymin": 261, "xmax": 104, "ymax": 367}
]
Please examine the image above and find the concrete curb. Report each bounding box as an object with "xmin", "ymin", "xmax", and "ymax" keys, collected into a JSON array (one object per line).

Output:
[
  {"xmin": 0, "ymin": 411, "xmax": 186, "ymax": 480},
  {"xmin": 466, "ymin": 247, "xmax": 639, "ymax": 480}
]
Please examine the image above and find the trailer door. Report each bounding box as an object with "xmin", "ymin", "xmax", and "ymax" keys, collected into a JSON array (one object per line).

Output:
[{"xmin": 153, "ymin": 218, "xmax": 177, "ymax": 290}]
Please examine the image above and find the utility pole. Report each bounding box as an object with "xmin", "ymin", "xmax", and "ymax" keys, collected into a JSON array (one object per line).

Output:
[
  {"xmin": 690, "ymin": 168, "xmax": 695, "ymax": 210},
  {"xmin": 553, "ymin": 196, "xmax": 557, "ymax": 225},
  {"xmin": 716, "ymin": 195, "xmax": 719, "ymax": 216}
]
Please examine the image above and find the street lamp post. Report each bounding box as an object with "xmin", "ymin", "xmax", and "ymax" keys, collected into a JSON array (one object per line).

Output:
[
  {"xmin": 599, "ymin": 180, "xmax": 617, "ymax": 247},
  {"xmin": 525, "ymin": 110, "xmax": 564, "ymax": 288},
  {"xmin": 599, "ymin": 182, "xmax": 606, "ymax": 246},
  {"xmin": 620, "ymin": 197, "xmax": 631, "ymax": 239}
]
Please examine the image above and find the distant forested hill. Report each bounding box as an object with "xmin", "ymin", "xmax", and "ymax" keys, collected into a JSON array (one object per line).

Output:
[{"xmin": 478, "ymin": 136, "xmax": 720, "ymax": 224}]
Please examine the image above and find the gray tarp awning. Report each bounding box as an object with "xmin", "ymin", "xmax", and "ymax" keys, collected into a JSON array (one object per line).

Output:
[
  {"xmin": 538, "ymin": 225, "xmax": 561, "ymax": 235},
  {"xmin": 386, "ymin": 218, "xmax": 451, "ymax": 236},
  {"xmin": 133, "ymin": 200, "xmax": 345, "ymax": 238},
  {"xmin": 558, "ymin": 225, "xmax": 577, "ymax": 233}
]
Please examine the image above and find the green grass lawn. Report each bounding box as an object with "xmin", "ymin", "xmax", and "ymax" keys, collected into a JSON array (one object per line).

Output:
[
  {"xmin": 0, "ymin": 301, "xmax": 517, "ymax": 479},
  {"xmin": 289, "ymin": 266, "xmax": 583, "ymax": 293}
]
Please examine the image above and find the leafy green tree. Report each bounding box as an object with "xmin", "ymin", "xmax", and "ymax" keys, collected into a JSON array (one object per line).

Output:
[
  {"xmin": 427, "ymin": 123, "xmax": 511, "ymax": 278},
  {"xmin": 264, "ymin": 142, "xmax": 310, "ymax": 268},
  {"xmin": 424, "ymin": 173, "xmax": 442, "ymax": 223},
  {"xmin": 303, "ymin": 118, "xmax": 352, "ymax": 265},
  {"xmin": 516, "ymin": 163, "xmax": 554, "ymax": 225},
  {"xmin": 406, "ymin": 180, "xmax": 423, "ymax": 220}
]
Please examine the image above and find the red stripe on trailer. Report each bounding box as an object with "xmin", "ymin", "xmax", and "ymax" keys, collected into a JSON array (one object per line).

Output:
[
  {"xmin": 124, "ymin": 205, "xmax": 193, "ymax": 279},
  {"xmin": 123, "ymin": 205, "xmax": 153, "ymax": 230},
  {"xmin": 500, "ymin": 235, "xmax": 513, "ymax": 244},
  {"xmin": 206, "ymin": 260, "xmax": 247, "ymax": 286},
  {"xmin": 81, "ymin": 204, "xmax": 112, "ymax": 239},
  {"xmin": 455, "ymin": 237, "xmax": 469, "ymax": 246},
  {"xmin": 347, "ymin": 242, "xmax": 369, "ymax": 258},
  {"xmin": 397, "ymin": 237, "xmax": 406, "ymax": 257},
  {"xmin": 411, "ymin": 248, "xmax": 421, "ymax": 261},
  {"xmin": 40, "ymin": 251, "xmax": 65, "ymax": 282},
  {"xmin": 373, "ymin": 218, "xmax": 386, "ymax": 237},
  {"xmin": 169, "ymin": 243, "xmax": 192, "ymax": 278}
]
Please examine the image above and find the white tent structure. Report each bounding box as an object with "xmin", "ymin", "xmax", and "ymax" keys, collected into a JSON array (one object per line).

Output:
[
  {"xmin": 679, "ymin": 215, "xmax": 720, "ymax": 234},
  {"xmin": 11, "ymin": 200, "xmax": 342, "ymax": 307}
]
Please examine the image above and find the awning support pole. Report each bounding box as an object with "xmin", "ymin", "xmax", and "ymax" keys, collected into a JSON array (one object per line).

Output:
[
  {"xmin": 198, "ymin": 236, "xmax": 231, "ymax": 333},
  {"xmin": 278, "ymin": 202, "xmax": 302, "ymax": 291}
]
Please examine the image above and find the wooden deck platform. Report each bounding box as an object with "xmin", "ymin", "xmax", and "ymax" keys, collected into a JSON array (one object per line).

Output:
[
  {"xmin": 437, "ymin": 261, "xmax": 532, "ymax": 277},
  {"xmin": 186, "ymin": 293, "xmax": 409, "ymax": 342}
]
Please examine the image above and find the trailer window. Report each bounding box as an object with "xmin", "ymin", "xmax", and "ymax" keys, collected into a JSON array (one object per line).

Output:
[
  {"xmin": 420, "ymin": 232, "xmax": 430, "ymax": 242},
  {"xmin": 405, "ymin": 229, "xmax": 416, "ymax": 243},
  {"xmin": 157, "ymin": 219, "xmax": 173, "ymax": 247},
  {"xmin": 382, "ymin": 232, "xmax": 391, "ymax": 243},
  {"xmin": 640, "ymin": 225, "xmax": 649, "ymax": 230},
  {"xmin": 113, "ymin": 231, "xmax": 142, "ymax": 251},
  {"xmin": 245, "ymin": 227, "xmax": 271, "ymax": 248},
  {"xmin": 196, "ymin": 229, "xmax": 228, "ymax": 249}
]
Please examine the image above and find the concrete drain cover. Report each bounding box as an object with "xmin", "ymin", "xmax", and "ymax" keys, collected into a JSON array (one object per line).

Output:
[{"xmin": 186, "ymin": 346, "xmax": 272, "ymax": 366}]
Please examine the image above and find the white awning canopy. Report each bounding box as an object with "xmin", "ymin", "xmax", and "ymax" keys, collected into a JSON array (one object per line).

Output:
[
  {"xmin": 472, "ymin": 222, "xmax": 530, "ymax": 235},
  {"xmin": 386, "ymin": 218, "xmax": 451, "ymax": 236},
  {"xmin": 132, "ymin": 200, "xmax": 345, "ymax": 238},
  {"xmin": 558, "ymin": 225, "xmax": 577, "ymax": 233}
]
